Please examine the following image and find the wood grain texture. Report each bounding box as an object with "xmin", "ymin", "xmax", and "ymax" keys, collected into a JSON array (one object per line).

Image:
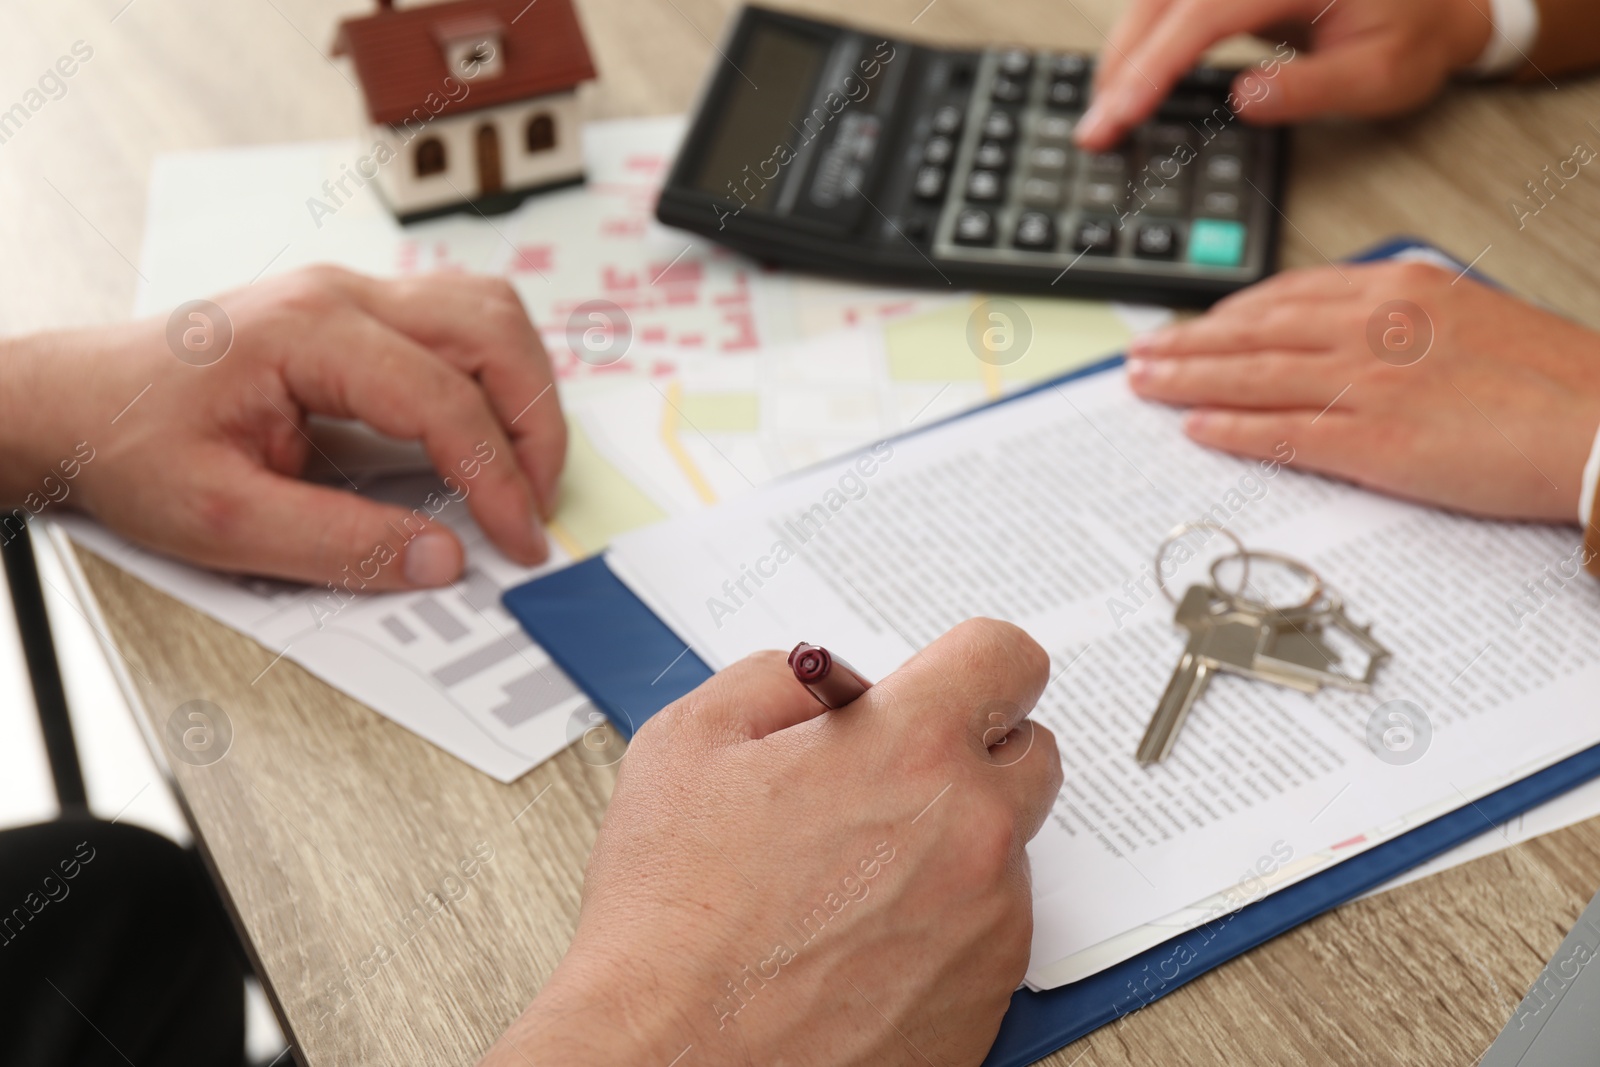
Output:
[{"xmin": 10, "ymin": 0, "xmax": 1600, "ymax": 1063}]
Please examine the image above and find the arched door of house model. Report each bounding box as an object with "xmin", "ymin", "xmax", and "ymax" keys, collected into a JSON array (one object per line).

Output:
[{"xmin": 476, "ymin": 124, "xmax": 503, "ymax": 196}]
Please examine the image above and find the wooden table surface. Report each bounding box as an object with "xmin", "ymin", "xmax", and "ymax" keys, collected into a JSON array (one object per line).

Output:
[{"xmin": 12, "ymin": 0, "xmax": 1600, "ymax": 1063}]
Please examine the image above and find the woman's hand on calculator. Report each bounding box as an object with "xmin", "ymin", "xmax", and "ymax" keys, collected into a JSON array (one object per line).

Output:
[
  {"xmin": 1076, "ymin": 0, "xmax": 1492, "ymax": 150},
  {"xmin": 1125, "ymin": 260, "xmax": 1600, "ymax": 524}
]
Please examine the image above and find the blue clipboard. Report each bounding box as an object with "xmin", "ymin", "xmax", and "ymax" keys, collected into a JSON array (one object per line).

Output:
[{"xmin": 504, "ymin": 238, "xmax": 1589, "ymax": 1066}]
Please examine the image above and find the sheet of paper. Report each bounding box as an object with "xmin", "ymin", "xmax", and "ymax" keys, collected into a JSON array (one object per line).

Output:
[
  {"xmin": 565, "ymin": 303, "xmax": 1151, "ymax": 526},
  {"xmin": 133, "ymin": 116, "xmax": 961, "ymax": 366},
  {"xmin": 606, "ymin": 367, "xmax": 1600, "ymax": 988},
  {"xmin": 55, "ymin": 472, "xmax": 585, "ymax": 783},
  {"xmin": 1366, "ymin": 773, "xmax": 1600, "ymax": 896}
]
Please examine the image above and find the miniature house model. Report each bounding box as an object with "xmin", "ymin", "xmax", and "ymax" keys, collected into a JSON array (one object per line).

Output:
[{"xmin": 334, "ymin": 0, "xmax": 596, "ymax": 221}]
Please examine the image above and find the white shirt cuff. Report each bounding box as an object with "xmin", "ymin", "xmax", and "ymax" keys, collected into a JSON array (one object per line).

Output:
[
  {"xmin": 1467, "ymin": 0, "xmax": 1540, "ymax": 77},
  {"xmin": 1580, "ymin": 422, "xmax": 1600, "ymax": 527}
]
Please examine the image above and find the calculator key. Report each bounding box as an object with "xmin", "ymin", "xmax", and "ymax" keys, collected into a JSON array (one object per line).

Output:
[
  {"xmin": 1198, "ymin": 189, "xmax": 1242, "ymax": 218},
  {"xmin": 981, "ymin": 109, "xmax": 1017, "ymax": 141},
  {"xmin": 1027, "ymin": 145, "xmax": 1070, "ymax": 175},
  {"xmin": 953, "ymin": 208, "xmax": 997, "ymax": 245},
  {"xmin": 1160, "ymin": 93, "xmax": 1228, "ymax": 121},
  {"xmin": 1034, "ymin": 114, "xmax": 1076, "ymax": 144},
  {"xmin": 913, "ymin": 165, "xmax": 946, "ymax": 202},
  {"xmin": 1203, "ymin": 154, "xmax": 1243, "ymax": 183},
  {"xmin": 1144, "ymin": 154, "xmax": 1189, "ymax": 188},
  {"xmin": 1143, "ymin": 122, "xmax": 1194, "ymax": 151},
  {"xmin": 1177, "ymin": 67, "xmax": 1234, "ymax": 93},
  {"xmin": 1202, "ymin": 128, "xmax": 1247, "ymax": 152},
  {"xmin": 1081, "ymin": 180, "xmax": 1126, "ymax": 209},
  {"xmin": 992, "ymin": 74, "xmax": 1028, "ymax": 104},
  {"xmin": 992, "ymin": 75, "xmax": 1030, "ymax": 103},
  {"xmin": 1051, "ymin": 54, "xmax": 1090, "ymax": 81},
  {"xmin": 1046, "ymin": 79, "xmax": 1083, "ymax": 109},
  {"xmin": 974, "ymin": 141, "xmax": 1011, "ymax": 171},
  {"xmin": 965, "ymin": 169, "xmax": 1004, "ymax": 202},
  {"xmin": 1136, "ymin": 222, "xmax": 1178, "ymax": 258},
  {"xmin": 923, "ymin": 136, "xmax": 954, "ymax": 166},
  {"xmin": 997, "ymin": 49, "xmax": 1033, "ymax": 78},
  {"xmin": 1140, "ymin": 184, "xmax": 1184, "ymax": 214},
  {"xmin": 897, "ymin": 216, "xmax": 930, "ymax": 242},
  {"xmin": 1072, "ymin": 216, "xmax": 1118, "ymax": 254},
  {"xmin": 1187, "ymin": 218, "xmax": 1246, "ymax": 267},
  {"xmin": 1020, "ymin": 177, "xmax": 1063, "ymax": 208},
  {"xmin": 1013, "ymin": 211, "xmax": 1056, "ymax": 250},
  {"xmin": 931, "ymin": 105, "xmax": 964, "ymax": 136},
  {"xmin": 1085, "ymin": 151, "xmax": 1128, "ymax": 179}
]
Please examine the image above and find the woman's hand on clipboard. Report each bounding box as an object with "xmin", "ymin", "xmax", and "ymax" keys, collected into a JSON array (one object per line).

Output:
[{"xmin": 1127, "ymin": 259, "xmax": 1600, "ymax": 526}]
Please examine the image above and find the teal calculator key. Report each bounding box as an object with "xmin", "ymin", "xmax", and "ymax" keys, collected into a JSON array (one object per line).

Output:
[{"xmin": 1188, "ymin": 219, "xmax": 1246, "ymax": 267}]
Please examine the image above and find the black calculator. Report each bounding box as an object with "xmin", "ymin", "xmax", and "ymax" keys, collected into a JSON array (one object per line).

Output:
[{"xmin": 656, "ymin": 5, "xmax": 1287, "ymax": 307}]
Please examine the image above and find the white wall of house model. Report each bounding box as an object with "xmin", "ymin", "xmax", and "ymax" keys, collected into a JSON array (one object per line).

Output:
[{"xmin": 369, "ymin": 90, "xmax": 582, "ymax": 217}]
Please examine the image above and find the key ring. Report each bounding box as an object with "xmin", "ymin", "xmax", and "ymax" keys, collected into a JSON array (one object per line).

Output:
[
  {"xmin": 1208, "ymin": 549, "xmax": 1326, "ymax": 614},
  {"xmin": 1154, "ymin": 521, "xmax": 1249, "ymax": 604}
]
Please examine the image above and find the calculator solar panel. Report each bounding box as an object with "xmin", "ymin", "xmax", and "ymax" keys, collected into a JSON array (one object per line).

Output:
[{"xmin": 657, "ymin": 5, "xmax": 1287, "ymax": 307}]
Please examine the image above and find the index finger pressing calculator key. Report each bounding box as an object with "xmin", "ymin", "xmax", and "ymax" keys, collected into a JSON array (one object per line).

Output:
[{"xmin": 656, "ymin": 5, "xmax": 1287, "ymax": 307}]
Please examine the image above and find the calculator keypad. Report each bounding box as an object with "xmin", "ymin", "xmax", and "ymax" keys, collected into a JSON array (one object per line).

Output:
[
  {"xmin": 925, "ymin": 49, "xmax": 1266, "ymax": 280},
  {"xmin": 659, "ymin": 9, "xmax": 1284, "ymax": 306}
]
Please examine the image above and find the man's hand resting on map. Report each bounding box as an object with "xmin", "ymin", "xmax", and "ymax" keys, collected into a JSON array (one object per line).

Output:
[
  {"xmin": 481, "ymin": 618, "xmax": 1064, "ymax": 1067},
  {"xmin": 0, "ymin": 265, "xmax": 566, "ymax": 589}
]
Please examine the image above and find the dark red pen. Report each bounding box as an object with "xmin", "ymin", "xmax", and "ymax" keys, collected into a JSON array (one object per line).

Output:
[{"xmin": 788, "ymin": 642, "xmax": 872, "ymax": 709}]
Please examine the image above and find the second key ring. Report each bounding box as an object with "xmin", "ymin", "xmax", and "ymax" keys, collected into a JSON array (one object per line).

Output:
[
  {"xmin": 1209, "ymin": 549, "xmax": 1325, "ymax": 614},
  {"xmin": 1154, "ymin": 521, "xmax": 1249, "ymax": 605}
]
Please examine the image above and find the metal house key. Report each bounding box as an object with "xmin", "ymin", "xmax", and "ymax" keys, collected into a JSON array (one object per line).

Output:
[
  {"xmin": 1138, "ymin": 522, "xmax": 1252, "ymax": 765},
  {"xmin": 1136, "ymin": 525, "xmax": 1393, "ymax": 765},
  {"xmin": 1137, "ymin": 583, "xmax": 1226, "ymax": 764},
  {"xmin": 1211, "ymin": 550, "xmax": 1391, "ymax": 695},
  {"xmin": 1137, "ymin": 584, "xmax": 1288, "ymax": 764},
  {"xmin": 1252, "ymin": 599, "xmax": 1391, "ymax": 693}
]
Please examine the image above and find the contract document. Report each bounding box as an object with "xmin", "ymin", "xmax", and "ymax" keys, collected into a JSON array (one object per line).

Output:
[{"xmin": 606, "ymin": 367, "xmax": 1600, "ymax": 990}]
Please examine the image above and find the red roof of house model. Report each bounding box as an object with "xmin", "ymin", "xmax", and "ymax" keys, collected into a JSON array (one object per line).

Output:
[{"xmin": 334, "ymin": 0, "xmax": 597, "ymax": 127}]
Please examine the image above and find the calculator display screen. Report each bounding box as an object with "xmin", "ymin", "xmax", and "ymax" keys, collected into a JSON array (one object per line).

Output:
[{"xmin": 692, "ymin": 25, "xmax": 826, "ymax": 210}]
